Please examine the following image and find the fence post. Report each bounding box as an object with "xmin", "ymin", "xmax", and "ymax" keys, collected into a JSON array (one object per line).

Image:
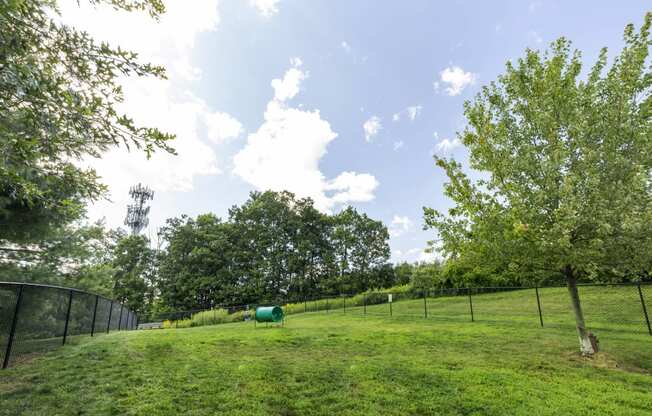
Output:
[
  {"xmin": 3, "ymin": 284, "xmax": 25, "ymax": 369},
  {"xmin": 535, "ymin": 286, "xmax": 544, "ymax": 327},
  {"xmin": 62, "ymin": 290, "xmax": 73, "ymax": 345},
  {"xmin": 106, "ymin": 301, "xmax": 113, "ymax": 334},
  {"xmin": 389, "ymin": 296, "xmax": 392, "ymax": 317},
  {"xmin": 90, "ymin": 295, "xmax": 99, "ymax": 336},
  {"xmin": 468, "ymin": 288, "xmax": 474, "ymax": 322},
  {"xmin": 118, "ymin": 304, "xmax": 124, "ymax": 331},
  {"xmin": 637, "ymin": 283, "xmax": 651, "ymax": 336},
  {"xmin": 423, "ymin": 290, "xmax": 428, "ymax": 319}
]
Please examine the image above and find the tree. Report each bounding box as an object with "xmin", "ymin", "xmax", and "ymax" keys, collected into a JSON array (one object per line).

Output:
[
  {"xmin": 0, "ymin": 0, "xmax": 174, "ymax": 243},
  {"xmin": 424, "ymin": 14, "xmax": 652, "ymax": 355},
  {"xmin": 393, "ymin": 262, "xmax": 414, "ymax": 286},
  {"xmin": 0, "ymin": 221, "xmax": 120, "ymax": 296},
  {"xmin": 157, "ymin": 214, "xmax": 239, "ymax": 310},
  {"xmin": 112, "ymin": 234, "xmax": 156, "ymax": 315},
  {"xmin": 293, "ymin": 198, "xmax": 335, "ymax": 298},
  {"xmin": 228, "ymin": 191, "xmax": 300, "ymax": 302},
  {"xmin": 332, "ymin": 207, "xmax": 391, "ymax": 292},
  {"xmin": 410, "ymin": 261, "xmax": 443, "ymax": 290}
]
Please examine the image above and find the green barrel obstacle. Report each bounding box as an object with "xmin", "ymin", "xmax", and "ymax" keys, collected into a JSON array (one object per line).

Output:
[{"xmin": 255, "ymin": 306, "xmax": 284, "ymax": 323}]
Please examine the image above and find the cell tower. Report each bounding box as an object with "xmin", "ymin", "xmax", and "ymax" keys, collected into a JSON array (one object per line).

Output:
[{"xmin": 124, "ymin": 183, "xmax": 154, "ymax": 235}]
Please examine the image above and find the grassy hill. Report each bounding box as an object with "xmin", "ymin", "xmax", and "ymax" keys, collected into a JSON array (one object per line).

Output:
[{"xmin": 1, "ymin": 289, "xmax": 650, "ymax": 415}]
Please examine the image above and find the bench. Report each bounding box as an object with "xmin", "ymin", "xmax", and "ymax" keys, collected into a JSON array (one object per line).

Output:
[{"xmin": 137, "ymin": 322, "xmax": 164, "ymax": 330}]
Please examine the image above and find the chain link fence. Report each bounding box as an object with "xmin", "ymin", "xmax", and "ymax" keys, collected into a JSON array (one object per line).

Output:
[
  {"xmin": 146, "ymin": 283, "xmax": 651, "ymax": 338},
  {"xmin": 0, "ymin": 282, "xmax": 137, "ymax": 369}
]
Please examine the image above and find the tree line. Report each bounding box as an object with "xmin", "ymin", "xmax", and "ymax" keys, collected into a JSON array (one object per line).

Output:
[
  {"xmin": 156, "ymin": 191, "xmax": 393, "ymax": 310},
  {"xmin": 0, "ymin": 190, "xmax": 398, "ymax": 315}
]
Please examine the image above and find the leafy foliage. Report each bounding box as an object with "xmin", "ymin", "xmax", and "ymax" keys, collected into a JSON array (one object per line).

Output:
[
  {"xmin": 157, "ymin": 191, "xmax": 392, "ymax": 310},
  {"xmin": 425, "ymin": 13, "xmax": 652, "ymax": 284},
  {"xmin": 0, "ymin": 221, "xmax": 120, "ymax": 296},
  {"xmin": 0, "ymin": 0, "xmax": 174, "ymax": 242}
]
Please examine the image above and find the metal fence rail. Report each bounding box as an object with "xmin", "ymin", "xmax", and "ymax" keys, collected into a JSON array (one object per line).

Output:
[{"xmin": 0, "ymin": 282, "xmax": 137, "ymax": 369}]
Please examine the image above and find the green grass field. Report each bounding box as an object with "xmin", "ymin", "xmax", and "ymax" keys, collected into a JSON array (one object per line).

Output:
[{"xmin": 1, "ymin": 288, "xmax": 651, "ymax": 415}]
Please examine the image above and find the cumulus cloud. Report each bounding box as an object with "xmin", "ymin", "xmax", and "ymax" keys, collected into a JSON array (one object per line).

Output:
[
  {"xmin": 389, "ymin": 215, "xmax": 413, "ymax": 237},
  {"xmin": 251, "ymin": 0, "xmax": 280, "ymax": 17},
  {"xmin": 57, "ymin": 0, "xmax": 242, "ymax": 228},
  {"xmin": 325, "ymin": 172, "xmax": 378, "ymax": 204},
  {"xmin": 271, "ymin": 58, "xmax": 307, "ymax": 101},
  {"xmin": 392, "ymin": 105, "xmax": 422, "ymax": 123},
  {"xmin": 435, "ymin": 137, "xmax": 462, "ymax": 154},
  {"xmin": 233, "ymin": 61, "xmax": 378, "ymax": 212},
  {"xmin": 439, "ymin": 66, "xmax": 477, "ymax": 96},
  {"xmin": 363, "ymin": 116, "xmax": 382, "ymax": 142}
]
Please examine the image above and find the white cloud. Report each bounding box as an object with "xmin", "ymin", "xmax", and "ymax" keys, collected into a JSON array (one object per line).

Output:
[
  {"xmin": 433, "ymin": 81, "xmax": 440, "ymax": 93},
  {"xmin": 392, "ymin": 246, "xmax": 439, "ymax": 264},
  {"xmin": 439, "ymin": 66, "xmax": 477, "ymax": 96},
  {"xmin": 233, "ymin": 62, "xmax": 378, "ymax": 213},
  {"xmin": 57, "ymin": 0, "xmax": 242, "ymax": 229},
  {"xmin": 271, "ymin": 59, "xmax": 307, "ymax": 102},
  {"xmin": 418, "ymin": 249, "xmax": 441, "ymax": 263},
  {"xmin": 363, "ymin": 116, "xmax": 382, "ymax": 142},
  {"xmin": 204, "ymin": 112, "xmax": 244, "ymax": 143},
  {"xmin": 435, "ymin": 137, "xmax": 462, "ymax": 153},
  {"xmin": 406, "ymin": 105, "xmax": 422, "ymax": 121},
  {"xmin": 528, "ymin": 31, "xmax": 543, "ymax": 44},
  {"xmin": 325, "ymin": 172, "xmax": 378, "ymax": 204},
  {"xmin": 393, "ymin": 141, "xmax": 404, "ymax": 151},
  {"xmin": 341, "ymin": 41, "xmax": 351, "ymax": 53},
  {"xmin": 251, "ymin": 0, "xmax": 280, "ymax": 17},
  {"xmin": 389, "ymin": 215, "xmax": 413, "ymax": 237},
  {"xmin": 392, "ymin": 105, "xmax": 422, "ymax": 123}
]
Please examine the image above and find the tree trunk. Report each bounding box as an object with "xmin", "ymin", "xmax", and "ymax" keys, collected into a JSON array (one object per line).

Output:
[{"xmin": 565, "ymin": 266, "xmax": 597, "ymax": 355}]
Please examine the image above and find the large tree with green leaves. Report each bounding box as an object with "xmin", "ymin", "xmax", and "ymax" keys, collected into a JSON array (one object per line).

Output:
[
  {"xmin": 0, "ymin": 221, "xmax": 120, "ymax": 295},
  {"xmin": 331, "ymin": 206, "xmax": 391, "ymax": 293},
  {"xmin": 112, "ymin": 233, "xmax": 156, "ymax": 315},
  {"xmin": 0, "ymin": 0, "xmax": 174, "ymax": 243},
  {"xmin": 425, "ymin": 14, "xmax": 652, "ymax": 355},
  {"xmin": 157, "ymin": 214, "xmax": 240, "ymax": 310}
]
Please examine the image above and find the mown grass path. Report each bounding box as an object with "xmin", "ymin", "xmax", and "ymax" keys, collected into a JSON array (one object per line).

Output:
[{"xmin": 1, "ymin": 311, "xmax": 650, "ymax": 415}]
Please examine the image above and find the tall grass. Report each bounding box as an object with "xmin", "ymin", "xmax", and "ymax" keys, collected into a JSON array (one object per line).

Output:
[
  {"xmin": 163, "ymin": 284, "xmax": 415, "ymax": 329},
  {"xmin": 163, "ymin": 308, "xmax": 246, "ymax": 329}
]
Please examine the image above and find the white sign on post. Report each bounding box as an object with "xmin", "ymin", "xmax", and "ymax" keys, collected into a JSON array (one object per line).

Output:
[{"xmin": 388, "ymin": 294, "xmax": 393, "ymax": 303}]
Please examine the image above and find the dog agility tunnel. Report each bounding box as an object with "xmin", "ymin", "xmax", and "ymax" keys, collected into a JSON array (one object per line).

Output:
[{"xmin": 255, "ymin": 306, "xmax": 284, "ymax": 323}]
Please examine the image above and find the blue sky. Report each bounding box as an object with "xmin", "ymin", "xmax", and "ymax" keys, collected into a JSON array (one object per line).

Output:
[{"xmin": 61, "ymin": 0, "xmax": 650, "ymax": 263}]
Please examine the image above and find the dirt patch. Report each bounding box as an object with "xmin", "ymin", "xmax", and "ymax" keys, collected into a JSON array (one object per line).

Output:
[{"xmin": 565, "ymin": 351, "xmax": 651, "ymax": 375}]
